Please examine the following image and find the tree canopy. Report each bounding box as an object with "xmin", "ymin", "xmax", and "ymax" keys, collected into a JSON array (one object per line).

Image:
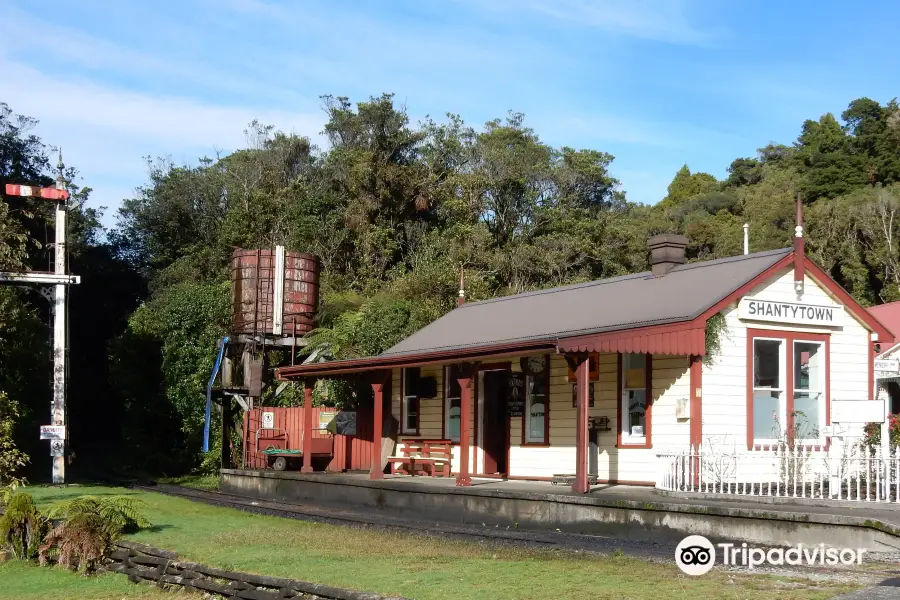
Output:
[{"xmin": 2, "ymin": 94, "xmax": 900, "ymax": 477}]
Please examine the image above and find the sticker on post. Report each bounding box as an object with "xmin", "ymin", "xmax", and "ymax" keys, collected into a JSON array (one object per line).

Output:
[
  {"xmin": 50, "ymin": 439, "xmax": 64, "ymax": 457},
  {"xmin": 40, "ymin": 425, "xmax": 66, "ymax": 440}
]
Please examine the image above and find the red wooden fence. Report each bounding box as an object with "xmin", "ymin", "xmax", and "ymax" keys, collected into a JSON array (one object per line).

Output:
[{"xmin": 243, "ymin": 406, "xmax": 374, "ymax": 472}]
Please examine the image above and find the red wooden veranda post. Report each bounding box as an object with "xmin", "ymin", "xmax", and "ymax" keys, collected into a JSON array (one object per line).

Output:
[
  {"xmin": 370, "ymin": 379, "xmax": 386, "ymax": 480},
  {"xmin": 456, "ymin": 374, "xmax": 473, "ymax": 486},
  {"xmin": 573, "ymin": 355, "xmax": 590, "ymax": 493},
  {"xmin": 302, "ymin": 383, "xmax": 313, "ymax": 473}
]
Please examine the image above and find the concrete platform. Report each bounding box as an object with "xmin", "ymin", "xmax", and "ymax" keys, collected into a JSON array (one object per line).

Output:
[{"xmin": 221, "ymin": 469, "xmax": 900, "ymax": 552}]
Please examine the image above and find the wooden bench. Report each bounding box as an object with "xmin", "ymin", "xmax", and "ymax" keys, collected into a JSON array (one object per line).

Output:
[{"xmin": 387, "ymin": 439, "xmax": 452, "ymax": 477}]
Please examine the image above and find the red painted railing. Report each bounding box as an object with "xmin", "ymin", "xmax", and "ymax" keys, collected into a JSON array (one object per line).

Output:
[{"xmin": 243, "ymin": 406, "xmax": 374, "ymax": 471}]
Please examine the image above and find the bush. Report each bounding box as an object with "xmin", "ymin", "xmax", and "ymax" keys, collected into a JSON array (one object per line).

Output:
[
  {"xmin": 863, "ymin": 414, "xmax": 900, "ymax": 449},
  {"xmin": 0, "ymin": 492, "xmax": 47, "ymax": 560},
  {"xmin": 39, "ymin": 495, "xmax": 150, "ymax": 573}
]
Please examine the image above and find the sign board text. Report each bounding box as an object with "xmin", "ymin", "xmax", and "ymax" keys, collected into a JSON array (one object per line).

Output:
[
  {"xmin": 738, "ymin": 298, "xmax": 843, "ymax": 327},
  {"xmin": 40, "ymin": 425, "xmax": 65, "ymax": 440}
]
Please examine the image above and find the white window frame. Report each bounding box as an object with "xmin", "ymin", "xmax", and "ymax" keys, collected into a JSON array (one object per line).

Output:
[
  {"xmin": 752, "ymin": 337, "xmax": 787, "ymax": 444},
  {"xmin": 525, "ymin": 373, "xmax": 547, "ymax": 444},
  {"xmin": 444, "ymin": 366, "xmax": 461, "ymax": 443},
  {"xmin": 620, "ymin": 353, "xmax": 648, "ymax": 445},
  {"xmin": 792, "ymin": 339, "xmax": 826, "ymax": 443},
  {"xmin": 401, "ymin": 368, "xmax": 419, "ymax": 435}
]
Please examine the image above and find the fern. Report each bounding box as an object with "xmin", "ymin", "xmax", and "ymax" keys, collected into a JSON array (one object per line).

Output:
[
  {"xmin": 41, "ymin": 495, "xmax": 150, "ymax": 571},
  {"xmin": 0, "ymin": 492, "xmax": 47, "ymax": 560},
  {"xmin": 49, "ymin": 495, "xmax": 150, "ymax": 537}
]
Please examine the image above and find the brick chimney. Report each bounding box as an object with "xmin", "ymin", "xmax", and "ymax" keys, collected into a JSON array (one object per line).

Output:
[{"xmin": 648, "ymin": 234, "xmax": 688, "ymax": 276}]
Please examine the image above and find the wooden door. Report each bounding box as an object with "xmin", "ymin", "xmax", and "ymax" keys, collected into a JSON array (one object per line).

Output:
[{"xmin": 482, "ymin": 370, "xmax": 508, "ymax": 475}]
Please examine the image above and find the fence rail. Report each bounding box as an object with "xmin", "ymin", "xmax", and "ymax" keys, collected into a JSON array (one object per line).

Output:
[{"xmin": 656, "ymin": 443, "xmax": 900, "ymax": 503}]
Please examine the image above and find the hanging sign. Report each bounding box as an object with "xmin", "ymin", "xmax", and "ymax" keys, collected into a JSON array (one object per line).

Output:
[
  {"xmin": 875, "ymin": 358, "xmax": 900, "ymax": 377},
  {"xmin": 507, "ymin": 373, "xmax": 525, "ymax": 418},
  {"xmin": 738, "ymin": 298, "xmax": 843, "ymax": 326},
  {"xmin": 261, "ymin": 411, "xmax": 275, "ymax": 429},
  {"xmin": 40, "ymin": 425, "xmax": 65, "ymax": 440}
]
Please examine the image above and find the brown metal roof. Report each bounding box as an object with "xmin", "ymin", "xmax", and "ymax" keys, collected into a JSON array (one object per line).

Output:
[
  {"xmin": 276, "ymin": 247, "xmax": 791, "ymax": 379},
  {"xmin": 382, "ymin": 248, "xmax": 792, "ymax": 357}
]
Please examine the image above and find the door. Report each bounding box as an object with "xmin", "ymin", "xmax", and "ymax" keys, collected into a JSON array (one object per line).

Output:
[{"xmin": 482, "ymin": 370, "xmax": 509, "ymax": 475}]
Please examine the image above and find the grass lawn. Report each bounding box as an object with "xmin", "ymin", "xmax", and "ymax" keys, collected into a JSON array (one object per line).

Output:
[
  {"xmin": 20, "ymin": 484, "xmax": 861, "ymax": 600},
  {"xmin": 0, "ymin": 560, "xmax": 192, "ymax": 600},
  {"xmin": 155, "ymin": 474, "xmax": 219, "ymax": 491}
]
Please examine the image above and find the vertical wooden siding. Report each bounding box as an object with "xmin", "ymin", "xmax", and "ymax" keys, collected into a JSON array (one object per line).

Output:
[{"xmin": 242, "ymin": 406, "xmax": 374, "ymax": 471}]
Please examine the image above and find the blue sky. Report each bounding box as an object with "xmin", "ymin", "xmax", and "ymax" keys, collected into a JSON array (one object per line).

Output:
[{"xmin": 2, "ymin": 0, "xmax": 898, "ymax": 228}]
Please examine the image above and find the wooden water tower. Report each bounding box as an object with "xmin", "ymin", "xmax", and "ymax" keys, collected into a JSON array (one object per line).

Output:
[{"xmin": 221, "ymin": 246, "xmax": 320, "ymax": 409}]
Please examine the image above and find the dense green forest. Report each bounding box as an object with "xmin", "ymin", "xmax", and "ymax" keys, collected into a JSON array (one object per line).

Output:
[{"xmin": 2, "ymin": 95, "xmax": 899, "ymax": 479}]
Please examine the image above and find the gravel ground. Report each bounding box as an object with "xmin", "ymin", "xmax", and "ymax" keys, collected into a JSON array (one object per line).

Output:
[{"xmin": 135, "ymin": 483, "xmax": 900, "ymax": 592}]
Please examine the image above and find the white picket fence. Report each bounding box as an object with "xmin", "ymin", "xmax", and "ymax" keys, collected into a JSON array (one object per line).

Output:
[{"xmin": 656, "ymin": 443, "xmax": 900, "ymax": 502}]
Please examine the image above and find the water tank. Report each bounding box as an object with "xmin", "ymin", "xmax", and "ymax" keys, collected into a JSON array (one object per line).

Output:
[{"xmin": 231, "ymin": 248, "xmax": 319, "ymax": 337}]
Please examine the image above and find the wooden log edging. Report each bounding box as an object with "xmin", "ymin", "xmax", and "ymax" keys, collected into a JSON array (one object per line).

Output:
[{"xmin": 107, "ymin": 541, "xmax": 408, "ymax": 600}]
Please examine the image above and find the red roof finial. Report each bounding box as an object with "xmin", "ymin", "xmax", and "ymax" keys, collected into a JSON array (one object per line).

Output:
[
  {"xmin": 793, "ymin": 193, "xmax": 805, "ymax": 296},
  {"xmin": 457, "ymin": 266, "xmax": 465, "ymax": 307}
]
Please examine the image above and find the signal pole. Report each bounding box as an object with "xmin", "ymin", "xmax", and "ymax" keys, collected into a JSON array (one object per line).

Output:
[
  {"xmin": 1, "ymin": 151, "xmax": 79, "ymax": 484},
  {"xmin": 51, "ymin": 154, "xmax": 68, "ymax": 484}
]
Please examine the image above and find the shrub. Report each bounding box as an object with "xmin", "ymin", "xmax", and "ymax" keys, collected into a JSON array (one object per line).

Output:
[
  {"xmin": 39, "ymin": 495, "xmax": 150, "ymax": 573},
  {"xmin": 0, "ymin": 492, "xmax": 47, "ymax": 560},
  {"xmin": 863, "ymin": 414, "xmax": 900, "ymax": 449}
]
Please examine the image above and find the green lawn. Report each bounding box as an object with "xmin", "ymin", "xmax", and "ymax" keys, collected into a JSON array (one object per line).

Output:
[
  {"xmin": 155, "ymin": 473, "xmax": 219, "ymax": 491},
  {"xmin": 19, "ymin": 485, "xmax": 861, "ymax": 600},
  {"xmin": 0, "ymin": 560, "xmax": 189, "ymax": 600}
]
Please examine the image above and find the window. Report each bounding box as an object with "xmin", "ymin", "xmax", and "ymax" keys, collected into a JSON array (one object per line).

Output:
[
  {"xmin": 793, "ymin": 341, "xmax": 825, "ymax": 439},
  {"xmin": 401, "ymin": 368, "xmax": 420, "ymax": 435},
  {"xmin": 620, "ymin": 353, "xmax": 649, "ymax": 446},
  {"xmin": 752, "ymin": 339, "xmax": 784, "ymax": 441},
  {"xmin": 445, "ymin": 364, "xmax": 462, "ymax": 442},
  {"xmin": 747, "ymin": 330, "xmax": 829, "ymax": 448},
  {"xmin": 525, "ymin": 372, "xmax": 547, "ymax": 444}
]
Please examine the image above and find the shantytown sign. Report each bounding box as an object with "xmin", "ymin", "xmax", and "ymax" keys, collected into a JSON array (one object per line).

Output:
[{"xmin": 738, "ymin": 298, "xmax": 844, "ymax": 326}]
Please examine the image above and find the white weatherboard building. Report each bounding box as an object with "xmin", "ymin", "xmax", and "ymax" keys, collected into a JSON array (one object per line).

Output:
[{"xmin": 277, "ymin": 208, "xmax": 893, "ymax": 500}]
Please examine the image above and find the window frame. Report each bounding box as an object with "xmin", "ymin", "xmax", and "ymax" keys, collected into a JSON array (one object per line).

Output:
[
  {"xmin": 617, "ymin": 352, "xmax": 653, "ymax": 449},
  {"xmin": 401, "ymin": 367, "xmax": 420, "ymax": 436},
  {"xmin": 745, "ymin": 328, "xmax": 830, "ymax": 450},
  {"xmin": 792, "ymin": 339, "xmax": 827, "ymax": 444},
  {"xmin": 443, "ymin": 364, "xmax": 462, "ymax": 443},
  {"xmin": 521, "ymin": 356, "xmax": 551, "ymax": 446},
  {"xmin": 750, "ymin": 337, "xmax": 787, "ymax": 444}
]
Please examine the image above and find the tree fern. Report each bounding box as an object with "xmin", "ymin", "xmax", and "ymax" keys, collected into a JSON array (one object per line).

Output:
[
  {"xmin": 41, "ymin": 495, "xmax": 150, "ymax": 572},
  {"xmin": 49, "ymin": 495, "xmax": 150, "ymax": 537}
]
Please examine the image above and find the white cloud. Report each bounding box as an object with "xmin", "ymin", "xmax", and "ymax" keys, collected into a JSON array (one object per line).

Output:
[
  {"xmin": 0, "ymin": 57, "xmax": 325, "ymax": 226},
  {"xmin": 458, "ymin": 0, "xmax": 719, "ymax": 45}
]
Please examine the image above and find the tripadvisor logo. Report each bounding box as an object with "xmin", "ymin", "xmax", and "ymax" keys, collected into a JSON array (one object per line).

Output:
[
  {"xmin": 675, "ymin": 535, "xmax": 867, "ymax": 575},
  {"xmin": 676, "ymin": 536, "xmax": 716, "ymax": 576}
]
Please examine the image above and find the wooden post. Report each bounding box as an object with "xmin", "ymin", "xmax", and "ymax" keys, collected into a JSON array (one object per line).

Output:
[
  {"xmin": 370, "ymin": 381, "xmax": 385, "ymax": 480},
  {"xmin": 456, "ymin": 376, "xmax": 473, "ymax": 486},
  {"xmin": 573, "ymin": 356, "xmax": 590, "ymax": 493},
  {"xmin": 302, "ymin": 383, "xmax": 313, "ymax": 473}
]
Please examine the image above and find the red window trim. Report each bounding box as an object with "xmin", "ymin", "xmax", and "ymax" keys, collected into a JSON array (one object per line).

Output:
[
  {"xmin": 745, "ymin": 328, "xmax": 830, "ymax": 451},
  {"xmin": 400, "ymin": 367, "xmax": 420, "ymax": 436},
  {"xmin": 521, "ymin": 355, "xmax": 551, "ymax": 446},
  {"xmin": 617, "ymin": 352, "xmax": 653, "ymax": 449}
]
